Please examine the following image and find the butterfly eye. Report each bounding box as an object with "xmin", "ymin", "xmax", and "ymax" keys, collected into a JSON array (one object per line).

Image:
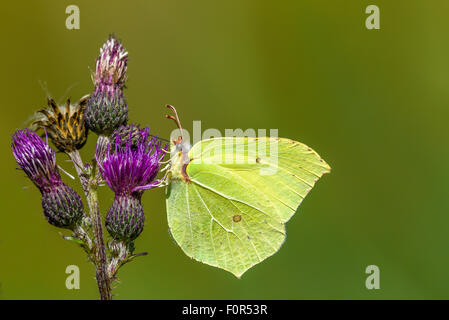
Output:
[
  {"xmin": 175, "ymin": 141, "xmax": 191, "ymax": 154},
  {"xmin": 180, "ymin": 142, "xmax": 191, "ymax": 154}
]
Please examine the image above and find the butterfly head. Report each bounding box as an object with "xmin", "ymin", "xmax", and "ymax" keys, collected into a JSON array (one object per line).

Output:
[{"xmin": 166, "ymin": 105, "xmax": 191, "ymax": 181}]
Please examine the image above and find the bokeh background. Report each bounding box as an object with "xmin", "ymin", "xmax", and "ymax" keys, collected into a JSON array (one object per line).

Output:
[{"xmin": 1, "ymin": 0, "xmax": 449, "ymax": 299}]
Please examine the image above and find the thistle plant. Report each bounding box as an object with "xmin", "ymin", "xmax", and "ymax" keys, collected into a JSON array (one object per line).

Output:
[{"xmin": 11, "ymin": 35, "xmax": 166, "ymax": 300}]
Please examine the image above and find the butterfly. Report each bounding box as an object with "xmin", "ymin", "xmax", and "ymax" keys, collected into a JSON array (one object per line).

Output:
[{"xmin": 164, "ymin": 105, "xmax": 330, "ymax": 278}]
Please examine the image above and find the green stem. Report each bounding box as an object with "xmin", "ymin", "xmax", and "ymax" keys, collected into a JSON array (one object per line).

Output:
[
  {"xmin": 68, "ymin": 149, "xmax": 112, "ymax": 300},
  {"xmin": 68, "ymin": 150, "xmax": 89, "ymax": 197},
  {"xmin": 88, "ymin": 176, "xmax": 112, "ymax": 300}
]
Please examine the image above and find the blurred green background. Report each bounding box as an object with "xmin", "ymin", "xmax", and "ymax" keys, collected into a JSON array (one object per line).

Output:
[{"xmin": 1, "ymin": 0, "xmax": 449, "ymax": 299}]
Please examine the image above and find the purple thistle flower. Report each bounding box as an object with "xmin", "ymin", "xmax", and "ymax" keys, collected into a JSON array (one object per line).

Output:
[
  {"xmin": 97, "ymin": 125, "xmax": 166, "ymax": 241},
  {"xmin": 12, "ymin": 129, "xmax": 61, "ymax": 191},
  {"xmin": 12, "ymin": 129, "xmax": 84, "ymax": 228},
  {"xmin": 86, "ymin": 35, "xmax": 128, "ymax": 135},
  {"xmin": 98, "ymin": 126, "xmax": 166, "ymax": 196},
  {"xmin": 95, "ymin": 35, "xmax": 128, "ymax": 89}
]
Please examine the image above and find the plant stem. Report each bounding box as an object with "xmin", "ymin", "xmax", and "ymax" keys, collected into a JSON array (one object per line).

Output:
[
  {"xmin": 87, "ymin": 177, "xmax": 112, "ymax": 300},
  {"xmin": 68, "ymin": 150, "xmax": 89, "ymax": 197},
  {"xmin": 68, "ymin": 148, "xmax": 112, "ymax": 300}
]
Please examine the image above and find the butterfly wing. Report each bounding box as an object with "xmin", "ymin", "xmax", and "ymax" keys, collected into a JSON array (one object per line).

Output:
[{"xmin": 166, "ymin": 137, "xmax": 330, "ymax": 277}]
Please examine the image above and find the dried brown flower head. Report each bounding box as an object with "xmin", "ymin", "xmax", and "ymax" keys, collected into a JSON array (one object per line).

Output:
[{"xmin": 30, "ymin": 95, "xmax": 89, "ymax": 152}]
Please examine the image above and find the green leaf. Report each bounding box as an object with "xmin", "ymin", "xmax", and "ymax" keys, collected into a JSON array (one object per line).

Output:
[
  {"xmin": 166, "ymin": 137, "xmax": 330, "ymax": 278},
  {"xmin": 61, "ymin": 234, "xmax": 85, "ymax": 246}
]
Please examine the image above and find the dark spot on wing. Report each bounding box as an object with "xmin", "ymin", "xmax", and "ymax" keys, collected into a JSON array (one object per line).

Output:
[
  {"xmin": 233, "ymin": 215, "xmax": 242, "ymax": 223},
  {"xmin": 256, "ymin": 157, "xmax": 261, "ymax": 163}
]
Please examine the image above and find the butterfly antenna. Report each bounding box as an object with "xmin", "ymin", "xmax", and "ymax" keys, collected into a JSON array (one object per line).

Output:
[{"xmin": 165, "ymin": 105, "xmax": 183, "ymax": 141}]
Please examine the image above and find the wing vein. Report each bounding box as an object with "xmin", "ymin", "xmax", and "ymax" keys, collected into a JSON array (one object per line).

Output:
[{"xmin": 185, "ymin": 184, "xmax": 194, "ymax": 254}]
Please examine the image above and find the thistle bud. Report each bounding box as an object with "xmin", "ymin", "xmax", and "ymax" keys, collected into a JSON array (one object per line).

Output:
[
  {"xmin": 97, "ymin": 126, "xmax": 166, "ymax": 242},
  {"xmin": 106, "ymin": 195, "xmax": 144, "ymax": 241},
  {"xmin": 110, "ymin": 124, "xmax": 146, "ymax": 151},
  {"xmin": 12, "ymin": 129, "xmax": 84, "ymax": 229},
  {"xmin": 30, "ymin": 96, "xmax": 89, "ymax": 153},
  {"xmin": 86, "ymin": 35, "xmax": 128, "ymax": 135},
  {"xmin": 41, "ymin": 183, "xmax": 84, "ymax": 228}
]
